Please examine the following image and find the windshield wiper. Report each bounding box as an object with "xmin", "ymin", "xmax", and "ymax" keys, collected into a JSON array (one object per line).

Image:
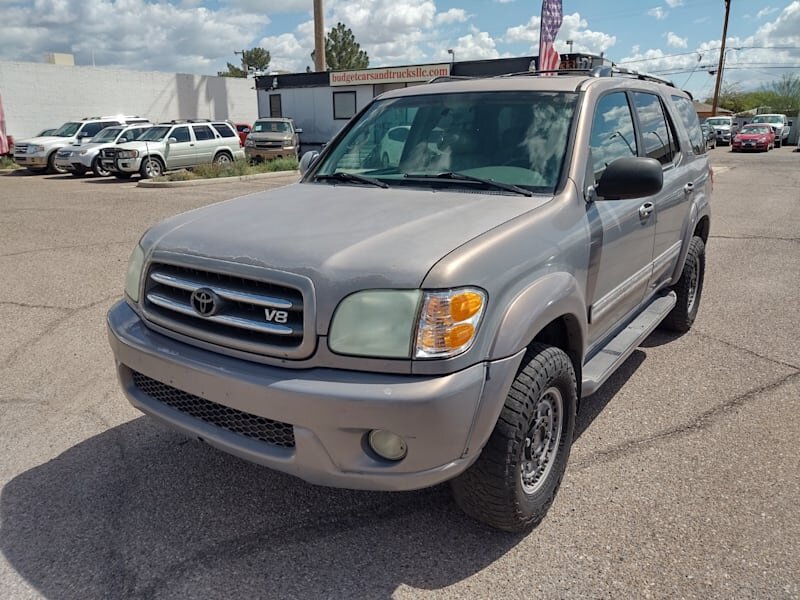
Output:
[
  {"xmin": 316, "ymin": 172, "xmax": 388, "ymax": 189},
  {"xmin": 404, "ymin": 171, "xmax": 533, "ymax": 197}
]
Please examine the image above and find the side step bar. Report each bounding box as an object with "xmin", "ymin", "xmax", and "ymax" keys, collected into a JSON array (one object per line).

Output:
[{"xmin": 581, "ymin": 291, "xmax": 677, "ymax": 397}]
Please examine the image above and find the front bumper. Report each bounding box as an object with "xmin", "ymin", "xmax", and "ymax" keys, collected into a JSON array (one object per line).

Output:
[
  {"xmin": 245, "ymin": 146, "xmax": 298, "ymax": 161},
  {"xmin": 107, "ymin": 300, "xmax": 523, "ymax": 491},
  {"xmin": 116, "ymin": 157, "xmax": 143, "ymax": 173},
  {"xmin": 14, "ymin": 153, "xmax": 47, "ymax": 167}
]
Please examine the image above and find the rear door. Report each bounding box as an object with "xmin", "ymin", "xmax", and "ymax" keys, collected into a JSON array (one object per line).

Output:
[{"xmin": 191, "ymin": 124, "xmax": 217, "ymax": 164}]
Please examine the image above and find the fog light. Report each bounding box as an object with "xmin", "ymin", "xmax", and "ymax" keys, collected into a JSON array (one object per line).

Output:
[{"xmin": 368, "ymin": 429, "xmax": 408, "ymax": 461}]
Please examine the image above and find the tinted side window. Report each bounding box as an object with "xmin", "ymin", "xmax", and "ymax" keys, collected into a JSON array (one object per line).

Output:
[
  {"xmin": 671, "ymin": 95, "xmax": 704, "ymax": 155},
  {"xmin": 193, "ymin": 125, "xmax": 214, "ymax": 141},
  {"xmin": 171, "ymin": 126, "xmax": 190, "ymax": 143},
  {"xmin": 632, "ymin": 92, "xmax": 677, "ymax": 164},
  {"xmin": 590, "ymin": 92, "xmax": 638, "ymax": 181},
  {"xmin": 211, "ymin": 123, "xmax": 236, "ymax": 138}
]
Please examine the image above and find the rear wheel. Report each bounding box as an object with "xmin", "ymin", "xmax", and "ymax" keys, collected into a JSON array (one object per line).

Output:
[
  {"xmin": 139, "ymin": 156, "xmax": 164, "ymax": 179},
  {"xmin": 451, "ymin": 343, "xmax": 577, "ymax": 532},
  {"xmin": 661, "ymin": 236, "xmax": 705, "ymax": 333},
  {"xmin": 92, "ymin": 156, "xmax": 111, "ymax": 177},
  {"xmin": 213, "ymin": 152, "xmax": 232, "ymax": 165}
]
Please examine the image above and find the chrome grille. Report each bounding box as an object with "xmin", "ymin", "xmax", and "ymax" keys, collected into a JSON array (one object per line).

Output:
[
  {"xmin": 13, "ymin": 144, "xmax": 27, "ymax": 154},
  {"xmin": 100, "ymin": 148, "xmax": 118, "ymax": 158},
  {"xmin": 132, "ymin": 371, "xmax": 295, "ymax": 448},
  {"xmin": 255, "ymin": 141, "xmax": 283, "ymax": 149},
  {"xmin": 143, "ymin": 262, "xmax": 305, "ymax": 356}
]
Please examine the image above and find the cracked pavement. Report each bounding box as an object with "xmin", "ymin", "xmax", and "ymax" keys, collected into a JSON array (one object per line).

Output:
[{"xmin": 1, "ymin": 148, "xmax": 798, "ymax": 599}]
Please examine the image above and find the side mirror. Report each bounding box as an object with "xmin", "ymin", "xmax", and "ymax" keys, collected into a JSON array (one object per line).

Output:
[
  {"xmin": 299, "ymin": 150, "xmax": 320, "ymax": 175},
  {"xmin": 118, "ymin": 137, "xmax": 128, "ymax": 143},
  {"xmin": 594, "ymin": 157, "xmax": 663, "ymax": 200},
  {"xmin": 168, "ymin": 137, "xmax": 177, "ymax": 143},
  {"xmin": 295, "ymin": 128, "xmax": 303, "ymax": 134}
]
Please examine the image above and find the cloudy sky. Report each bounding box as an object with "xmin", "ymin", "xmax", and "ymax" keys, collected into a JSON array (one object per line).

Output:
[{"xmin": 1, "ymin": 0, "xmax": 799, "ymax": 100}]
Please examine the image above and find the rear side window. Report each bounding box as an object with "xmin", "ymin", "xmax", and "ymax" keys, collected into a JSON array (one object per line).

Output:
[
  {"xmin": 671, "ymin": 95, "xmax": 705, "ymax": 155},
  {"xmin": 211, "ymin": 123, "xmax": 236, "ymax": 138},
  {"xmin": 590, "ymin": 92, "xmax": 638, "ymax": 181},
  {"xmin": 193, "ymin": 125, "xmax": 214, "ymax": 141},
  {"xmin": 632, "ymin": 92, "xmax": 678, "ymax": 165}
]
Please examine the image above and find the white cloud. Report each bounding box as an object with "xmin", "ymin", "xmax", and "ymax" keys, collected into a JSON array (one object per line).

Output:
[
  {"xmin": 648, "ymin": 7, "xmax": 668, "ymax": 20},
  {"xmin": 435, "ymin": 8, "xmax": 468, "ymax": 25},
  {"xmin": 666, "ymin": 0, "xmax": 683, "ymax": 7},
  {"xmin": 666, "ymin": 32, "xmax": 688, "ymax": 48},
  {"xmin": 452, "ymin": 29, "xmax": 502, "ymax": 60},
  {"xmin": 756, "ymin": 6, "xmax": 779, "ymax": 19}
]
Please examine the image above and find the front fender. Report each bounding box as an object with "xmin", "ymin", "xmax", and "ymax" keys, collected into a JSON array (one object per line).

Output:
[{"xmin": 489, "ymin": 271, "xmax": 587, "ymax": 363}]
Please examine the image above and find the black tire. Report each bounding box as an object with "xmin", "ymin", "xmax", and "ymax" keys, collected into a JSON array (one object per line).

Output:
[
  {"xmin": 114, "ymin": 172, "xmax": 133, "ymax": 180},
  {"xmin": 47, "ymin": 152, "xmax": 67, "ymax": 174},
  {"xmin": 661, "ymin": 236, "xmax": 705, "ymax": 333},
  {"xmin": 139, "ymin": 155, "xmax": 164, "ymax": 179},
  {"xmin": 92, "ymin": 156, "xmax": 110, "ymax": 177},
  {"xmin": 213, "ymin": 151, "xmax": 232, "ymax": 165},
  {"xmin": 451, "ymin": 343, "xmax": 577, "ymax": 532}
]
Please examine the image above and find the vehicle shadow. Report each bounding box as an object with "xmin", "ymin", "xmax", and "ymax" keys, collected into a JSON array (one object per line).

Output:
[
  {"xmin": 575, "ymin": 349, "xmax": 646, "ymax": 440},
  {"xmin": 1, "ymin": 417, "xmax": 524, "ymax": 599},
  {"xmin": 83, "ymin": 177, "xmax": 139, "ymax": 185}
]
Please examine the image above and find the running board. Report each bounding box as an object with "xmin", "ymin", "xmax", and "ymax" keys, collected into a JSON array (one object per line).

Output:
[{"xmin": 581, "ymin": 291, "xmax": 677, "ymax": 397}]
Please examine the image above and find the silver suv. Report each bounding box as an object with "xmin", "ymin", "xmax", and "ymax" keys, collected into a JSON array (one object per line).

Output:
[
  {"xmin": 108, "ymin": 67, "xmax": 711, "ymax": 531},
  {"xmin": 103, "ymin": 120, "xmax": 245, "ymax": 179},
  {"xmin": 13, "ymin": 115, "xmax": 148, "ymax": 173},
  {"xmin": 54, "ymin": 123, "xmax": 153, "ymax": 177}
]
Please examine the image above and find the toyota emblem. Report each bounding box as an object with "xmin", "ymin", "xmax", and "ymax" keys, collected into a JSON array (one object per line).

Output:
[{"xmin": 190, "ymin": 288, "xmax": 220, "ymax": 317}]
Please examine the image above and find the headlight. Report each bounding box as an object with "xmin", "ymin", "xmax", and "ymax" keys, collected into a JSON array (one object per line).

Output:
[
  {"xmin": 124, "ymin": 244, "xmax": 145, "ymax": 302},
  {"xmin": 79, "ymin": 149, "xmax": 90, "ymax": 156},
  {"xmin": 328, "ymin": 287, "xmax": 486, "ymax": 359},
  {"xmin": 245, "ymin": 139, "xmax": 255, "ymax": 147},
  {"xmin": 329, "ymin": 290, "xmax": 422, "ymax": 358},
  {"xmin": 283, "ymin": 140, "xmax": 294, "ymax": 148},
  {"xmin": 30, "ymin": 144, "xmax": 45, "ymax": 153},
  {"xmin": 118, "ymin": 149, "xmax": 139, "ymax": 158}
]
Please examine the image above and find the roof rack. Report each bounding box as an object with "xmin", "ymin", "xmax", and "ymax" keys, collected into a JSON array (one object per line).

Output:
[
  {"xmin": 427, "ymin": 75, "xmax": 475, "ymax": 84},
  {"xmin": 588, "ymin": 65, "xmax": 677, "ymax": 89}
]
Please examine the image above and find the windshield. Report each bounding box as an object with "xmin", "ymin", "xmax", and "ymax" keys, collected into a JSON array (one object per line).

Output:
[
  {"xmin": 91, "ymin": 127, "xmax": 123, "ymax": 143},
  {"xmin": 740, "ymin": 125, "xmax": 772, "ymax": 134},
  {"xmin": 311, "ymin": 91, "xmax": 577, "ymax": 193},
  {"xmin": 705, "ymin": 118, "xmax": 731, "ymax": 127},
  {"xmin": 751, "ymin": 115, "xmax": 782, "ymax": 125},
  {"xmin": 52, "ymin": 122, "xmax": 82, "ymax": 137},
  {"xmin": 136, "ymin": 126, "xmax": 171, "ymax": 142},
  {"xmin": 253, "ymin": 120, "xmax": 291, "ymax": 133}
]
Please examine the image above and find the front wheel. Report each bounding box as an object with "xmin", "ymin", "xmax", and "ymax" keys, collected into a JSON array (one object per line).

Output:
[
  {"xmin": 92, "ymin": 156, "xmax": 110, "ymax": 177},
  {"xmin": 213, "ymin": 152, "xmax": 232, "ymax": 165},
  {"xmin": 451, "ymin": 343, "xmax": 577, "ymax": 532},
  {"xmin": 139, "ymin": 156, "xmax": 164, "ymax": 179},
  {"xmin": 47, "ymin": 152, "xmax": 67, "ymax": 174},
  {"xmin": 661, "ymin": 236, "xmax": 705, "ymax": 333}
]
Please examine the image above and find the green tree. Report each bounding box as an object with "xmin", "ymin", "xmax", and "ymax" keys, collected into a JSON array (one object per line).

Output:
[
  {"xmin": 218, "ymin": 47, "xmax": 271, "ymax": 78},
  {"xmin": 324, "ymin": 22, "xmax": 369, "ymax": 70}
]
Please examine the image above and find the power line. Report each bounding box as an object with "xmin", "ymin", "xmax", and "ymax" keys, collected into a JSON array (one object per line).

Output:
[{"xmin": 616, "ymin": 45, "xmax": 800, "ymax": 67}]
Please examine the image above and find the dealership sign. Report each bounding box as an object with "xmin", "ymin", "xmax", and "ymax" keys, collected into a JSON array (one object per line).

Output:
[{"xmin": 330, "ymin": 64, "xmax": 451, "ymax": 87}]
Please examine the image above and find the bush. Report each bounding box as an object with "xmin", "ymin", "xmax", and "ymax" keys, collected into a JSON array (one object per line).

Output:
[
  {"xmin": 154, "ymin": 157, "xmax": 299, "ymax": 182},
  {"xmin": 0, "ymin": 156, "xmax": 19, "ymax": 169}
]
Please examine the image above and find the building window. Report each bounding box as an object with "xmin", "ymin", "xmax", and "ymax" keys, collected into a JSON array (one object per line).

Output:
[
  {"xmin": 269, "ymin": 94, "xmax": 282, "ymax": 117},
  {"xmin": 333, "ymin": 91, "xmax": 357, "ymax": 120}
]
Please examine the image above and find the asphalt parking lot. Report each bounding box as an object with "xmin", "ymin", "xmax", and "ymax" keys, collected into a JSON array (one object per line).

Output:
[{"xmin": 1, "ymin": 148, "xmax": 798, "ymax": 599}]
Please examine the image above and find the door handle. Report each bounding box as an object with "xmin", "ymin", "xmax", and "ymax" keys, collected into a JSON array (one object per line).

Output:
[
  {"xmin": 639, "ymin": 202, "xmax": 654, "ymax": 219},
  {"xmin": 684, "ymin": 182, "xmax": 694, "ymax": 195}
]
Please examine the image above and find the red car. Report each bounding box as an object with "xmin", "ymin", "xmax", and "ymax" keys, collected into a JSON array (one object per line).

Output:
[
  {"xmin": 234, "ymin": 123, "xmax": 251, "ymax": 147},
  {"xmin": 731, "ymin": 124, "xmax": 775, "ymax": 152}
]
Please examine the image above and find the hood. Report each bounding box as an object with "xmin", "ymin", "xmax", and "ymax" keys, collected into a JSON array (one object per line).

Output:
[
  {"xmin": 142, "ymin": 182, "xmax": 548, "ymax": 328},
  {"xmin": 737, "ymin": 132, "xmax": 770, "ymax": 139},
  {"xmin": 118, "ymin": 140, "xmax": 164, "ymax": 151},
  {"xmin": 18, "ymin": 135, "xmax": 67, "ymax": 146}
]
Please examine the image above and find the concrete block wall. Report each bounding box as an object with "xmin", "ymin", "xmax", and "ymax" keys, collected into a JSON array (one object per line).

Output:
[{"xmin": 0, "ymin": 61, "xmax": 258, "ymax": 139}]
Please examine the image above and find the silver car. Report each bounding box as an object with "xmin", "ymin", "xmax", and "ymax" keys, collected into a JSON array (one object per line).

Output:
[{"xmin": 54, "ymin": 123, "xmax": 152, "ymax": 176}]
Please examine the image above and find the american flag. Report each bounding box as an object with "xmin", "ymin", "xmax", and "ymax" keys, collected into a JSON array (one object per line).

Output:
[{"xmin": 538, "ymin": 0, "xmax": 563, "ymax": 74}]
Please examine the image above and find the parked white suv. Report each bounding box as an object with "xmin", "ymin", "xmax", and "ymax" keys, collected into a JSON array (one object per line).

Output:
[
  {"xmin": 104, "ymin": 120, "xmax": 245, "ymax": 179},
  {"xmin": 13, "ymin": 115, "xmax": 149, "ymax": 173},
  {"xmin": 749, "ymin": 113, "xmax": 790, "ymax": 147},
  {"xmin": 54, "ymin": 123, "xmax": 153, "ymax": 177}
]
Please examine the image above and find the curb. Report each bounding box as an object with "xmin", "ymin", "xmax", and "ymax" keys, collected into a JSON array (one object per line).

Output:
[{"xmin": 137, "ymin": 169, "xmax": 300, "ymax": 188}]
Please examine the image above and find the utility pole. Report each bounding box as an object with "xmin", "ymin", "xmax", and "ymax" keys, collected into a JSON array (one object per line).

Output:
[
  {"xmin": 234, "ymin": 49, "xmax": 248, "ymax": 75},
  {"xmin": 313, "ymin": 0, "xmax": 326, "ymax": 72},
  {"xmin": 711, "ymin": 0, "xmax": 731, "ymax": 116}
]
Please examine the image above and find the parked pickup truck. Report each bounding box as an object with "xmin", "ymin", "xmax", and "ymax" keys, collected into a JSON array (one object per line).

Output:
[{"xmin": 108, "ymin": 67, "xmax": 711, "ymax": 531}]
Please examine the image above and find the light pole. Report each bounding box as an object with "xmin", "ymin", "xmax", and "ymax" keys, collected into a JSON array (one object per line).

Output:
[
  {"xmin": 566, "ymin": 39, "xmax": 574, "ymax": 54},
  {"xmin": 447, "ymin": 48, "xmax": 455, "ymax": 64},
  {"xmin": 711, "ymin": 0, "xmax": 731, "ymax": 116}
]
